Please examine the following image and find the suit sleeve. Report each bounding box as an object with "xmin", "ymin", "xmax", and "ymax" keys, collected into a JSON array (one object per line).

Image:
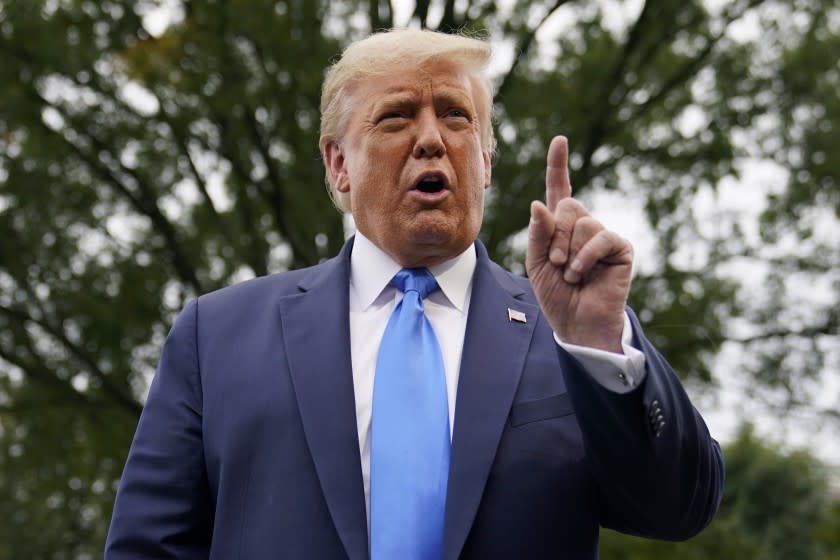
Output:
[
  {"xmin": 105, "ymin": 299, "xmax": 213, "ymax": 558},
  {"xmin": 558, "ymin": 307, "xmax": 725, "ymax": 540}
]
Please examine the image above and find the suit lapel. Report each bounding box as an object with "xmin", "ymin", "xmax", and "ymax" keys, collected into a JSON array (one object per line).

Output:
[
  {"xmin": 278, "ymin": 239, "xmax": 369, "ymax": 560},
  {"xmin": 443, "ymin": 242, "xmax": 539, "ymax": 560}
]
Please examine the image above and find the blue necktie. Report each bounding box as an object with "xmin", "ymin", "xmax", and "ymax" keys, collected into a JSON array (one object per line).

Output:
[{"xmin": 371, "ymin": 268, "xmax": 450, "ymax": 560}]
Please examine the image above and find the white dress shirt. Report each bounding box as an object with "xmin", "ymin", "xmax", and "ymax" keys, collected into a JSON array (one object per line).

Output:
[{"xmin": 348, "ymin": 232, "xmax": 646, "ymax": 521}]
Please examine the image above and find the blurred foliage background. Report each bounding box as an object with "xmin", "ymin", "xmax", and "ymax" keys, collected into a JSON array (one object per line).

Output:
[{"xmin": 0, "ymin": 0, "xmax": 838, "ymax": 557}]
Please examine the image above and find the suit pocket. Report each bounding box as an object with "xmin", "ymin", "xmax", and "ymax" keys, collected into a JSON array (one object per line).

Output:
[{"xmin": 509, "ymin": 393, "xmax": 575, "ymax": 427}]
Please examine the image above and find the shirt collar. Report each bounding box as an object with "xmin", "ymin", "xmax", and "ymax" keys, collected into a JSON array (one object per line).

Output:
[{"xmin": 350, "ymin": 232, "xmax": 476, "ymax": 311}]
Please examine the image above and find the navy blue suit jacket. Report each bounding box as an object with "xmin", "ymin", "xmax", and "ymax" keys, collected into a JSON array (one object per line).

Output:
[{"xmin": 106, "ymin": 238, "xmax": 724, "ymax": 559}]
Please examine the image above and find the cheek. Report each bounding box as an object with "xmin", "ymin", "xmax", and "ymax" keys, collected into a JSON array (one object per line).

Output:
[
  {"xmin": 467, "ymin": 152, "xmax": 488, "ymax": 218},
  {"xmin": 356, "ymin": 141, "xmax": 404, "ymax": 182},
  {"xmin": 347, "ymin": 163, "xmax": 395, "ymax": 221},
  {"xmin": 466, "ymin": 146, "xmax": 489, "ymax": 194},
  {"xmin": 470, "ymin": 187, "xmax": 485, "ymax": 221}
]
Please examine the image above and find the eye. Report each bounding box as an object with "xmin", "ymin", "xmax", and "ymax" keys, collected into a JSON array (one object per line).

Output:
[
  {"xmin": 378, "ymin": 111, "xmax": 407, "ymax": 122},
  {"xmin": 444, "ymin": 108, "xmax": 470, "ymax": 119}
]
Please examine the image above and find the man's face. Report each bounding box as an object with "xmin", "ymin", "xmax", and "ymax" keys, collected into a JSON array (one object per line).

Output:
[{"xmin": 325, "ymin": 60, "xmax": 492, "ymax": 267}]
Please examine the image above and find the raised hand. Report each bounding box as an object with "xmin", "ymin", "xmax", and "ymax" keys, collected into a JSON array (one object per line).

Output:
[{"xmin": 526, "ymin": 136, "xmax": 633, "ymax": 353}]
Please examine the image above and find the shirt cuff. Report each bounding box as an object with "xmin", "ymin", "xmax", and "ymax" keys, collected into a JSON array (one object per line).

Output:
[{"xmin": 554, "ymin": 313, "xmax": 647, "ymax": 394}]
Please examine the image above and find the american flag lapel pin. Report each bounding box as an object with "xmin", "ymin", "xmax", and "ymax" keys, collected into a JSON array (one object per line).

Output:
[{"xmin": 507, "ymin": 308, "xmax": 527, "ymax": 323}]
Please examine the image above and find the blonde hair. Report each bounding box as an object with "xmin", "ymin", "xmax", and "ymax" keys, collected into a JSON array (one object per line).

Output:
[{"xmin": 319, "ymin": 29, "xmax": 496, "ymax": 212}]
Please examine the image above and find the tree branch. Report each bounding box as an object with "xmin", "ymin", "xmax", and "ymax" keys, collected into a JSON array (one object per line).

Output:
[
  {"xmin": 15, "ymin": 78, "xmax": 205, "ymax": 293},
  {"xmin": 0, "ymin": 342, "xmax": 94, "ymax": 411},
  {"xmin": 158, "ymin": 97, "xmax": 269, "ymax": 276},
  {"xmin": 150, "ymin": 79, "xmax": 273, "ymax": 276},
  {"xmin": 123, "ymin": 117, "xmax": 229, "ymax": 248},
  {"xmin": 81, "ymin": 128, "xmax": 207, "ymax": 289},
  {"xmin": 369, "ymin": 0, "xmax": 393, "ymax": 30},
  {"xmin": 49, "ymin": 63, "xmax": 250, "ymax": 278},
  {"xmin": 79, "ymin": 32, "xmax": 268, "ymax": 275},
  {"xmin": 439, "ymin": 0, "xmax": 461, "ymax": 32},
  {"xmin": 414, "ymin": 0, "xmax": 432, "ymax": 28},
  {"xmin": 210, "ymin": 14, "xmax": 317, "ymax": 268},
  {"xmin": 0, "ymin": 304, "xmax": 143, "ymax": 417},
  {"xmin": 729, "ymin": 323, "xmax": 838, "ymax": 345},
  {"xmin": 614, "ymin": 38, "xmax": 716, "ymax": 135},
  {"xmin": 385, "ymin": 0, "xmax": 395, "ymax": 28},
  {"xmin": 45, "ymin": 124, "xmax": 202, "ymax": 292},
  {"xmin": 576, "ymin": 0, "xmax": 653, "ymax": 186},
  {"xmin": 494, "ymin": 0, "xmax": 573, "ymax": 102},
  {"xmin": 240, "ymin": 108, "xmax": 317, "ymax": 267},
  {"xmin": 617, "ymin": 0, "xmax": 766, "ymax": 133},
  {"xmin": 369, "ymin": 0, "xmax": 381, "ymax": 30},
  {"xmin": 232, "ymin": 33, "xmax": 320, "ymax": 266}
]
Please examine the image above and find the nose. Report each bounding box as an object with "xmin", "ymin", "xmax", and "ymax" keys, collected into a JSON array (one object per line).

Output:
[{"xmin": 412, "ymin": 108, "xmax": 446, "ymax": 158}]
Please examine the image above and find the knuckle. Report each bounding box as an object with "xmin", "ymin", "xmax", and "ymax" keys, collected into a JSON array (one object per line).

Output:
[
  {"xmin": 553, "ymin": 223, "xmax": 573, "ymax": 236},
  {"xmin": 570, "ymin": 218, "xmax": 601, "ymax": 247},
  {"xmin": 578, "ymin": 216, "xmax": 603, "ymax": 233},
  {"xmin": 598, "ymin": 229, "xmax": 617, "ymax": 243},
  {"xmin": 555, "ymin": 198, "xmax": 582, "ymax": 214},
  {"xmin": 606, "ymin": 231, "xmax": 630, "ymax": 251}
]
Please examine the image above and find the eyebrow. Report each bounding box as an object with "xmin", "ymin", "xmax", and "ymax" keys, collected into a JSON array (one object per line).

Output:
[
  {"xmin": 375, "ymin": 92, "xmax": 418, "ymax": 105},
  {"xmin": 433, "ymin": 88, "xmax": 473, "ymax": 107},
  {"xmin": 369, "ymin": 93, "xmax": 418, "ymax": 116}
]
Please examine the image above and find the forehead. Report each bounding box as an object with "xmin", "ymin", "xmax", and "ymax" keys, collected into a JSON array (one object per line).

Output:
[{"xmin": 350, "ymin": 59, "xmax": 477, "ymax": 107}]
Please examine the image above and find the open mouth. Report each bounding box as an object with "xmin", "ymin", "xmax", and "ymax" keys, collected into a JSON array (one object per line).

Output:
[
  {"xmin": 416, "ymin": 177, "xmax": 445, "ymax": 193},
  {"xmin": 412, "ymin": 172, "xmax": 449, "ymax": 195}
]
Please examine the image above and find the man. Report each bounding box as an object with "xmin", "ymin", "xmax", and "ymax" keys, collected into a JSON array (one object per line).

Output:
[{"xmin": 106, "ymin": 29, "xmax": 724, "ymax": 559}]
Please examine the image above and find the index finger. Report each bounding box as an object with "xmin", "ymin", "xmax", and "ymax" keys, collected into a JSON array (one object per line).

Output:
[{"xmin": 546, "ymin": 135, "xmax": 572, "ymax": 212}]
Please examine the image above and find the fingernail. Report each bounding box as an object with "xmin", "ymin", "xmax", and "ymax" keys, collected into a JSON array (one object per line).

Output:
[
  {"xmin": 550, "ymin": 248, "xmax": 565, "ymax": 263},
  {"xmin": 570, "ymin": 259, "xmax": 582, "ymax": 271},
  {"xmin": 564, "ymin": 269, "xmax": 579, "ymax": 283}
]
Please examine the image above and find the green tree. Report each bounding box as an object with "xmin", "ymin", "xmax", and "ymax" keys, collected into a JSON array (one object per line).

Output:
[
  {"xmin": 816, "ymin": 497, "xmax": 840, "ymax": 559},
  {"xmin": 600, "ymin": 425, "xmax": 840, "ymax": 559},
  {"xmin": 0, "ymin": 0, "xmax": 838, "ymax": 556}
]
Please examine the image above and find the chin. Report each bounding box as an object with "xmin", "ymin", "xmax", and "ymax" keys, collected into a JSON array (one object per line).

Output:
[
  {"xmin": 406, "ymin": 226, "xmax": 474, "ymax": 262},
  {"xmin": 406, "ymin": 216, "xmax": 456, "ymax": 245}
]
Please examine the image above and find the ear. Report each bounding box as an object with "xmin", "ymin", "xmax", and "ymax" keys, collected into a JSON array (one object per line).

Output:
[
  {"xmin": 324, "ymin": 141, "xmax": 350, "ymax": 193},
  {"xmin": 483, "ymin": 149, "xmax": 492, "ymax": 189}
]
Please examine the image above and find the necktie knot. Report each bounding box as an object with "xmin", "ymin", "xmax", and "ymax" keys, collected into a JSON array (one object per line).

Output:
[{"xmin": 391, "ymin": 268, "xmax": 439, "ymax": 300}]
